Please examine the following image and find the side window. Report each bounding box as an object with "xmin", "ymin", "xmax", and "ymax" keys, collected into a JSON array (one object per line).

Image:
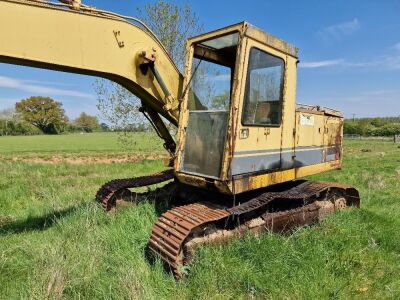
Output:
[{"xmin": 242, "ymin": 48, "xmax": 284, "ymax": 126}]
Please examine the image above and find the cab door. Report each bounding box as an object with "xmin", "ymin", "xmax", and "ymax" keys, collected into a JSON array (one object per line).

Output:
[
  {"xmin": 323, "ymin": 115, "xmax": 343, "ymax": 163},
  {"xmin": 231, "ymin": 39, "xmax": 285, "ymax": 176}
]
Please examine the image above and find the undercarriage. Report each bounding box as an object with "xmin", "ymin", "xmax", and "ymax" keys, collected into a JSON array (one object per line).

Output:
[{"xmin": 96, "ymin": 170, "xmax": 360, "ymax": 278}]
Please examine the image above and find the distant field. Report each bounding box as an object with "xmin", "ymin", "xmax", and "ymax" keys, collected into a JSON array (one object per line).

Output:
[
  {"xmin": 0, "ymin": 135, "xmax": 399, "ymax": 299},
  {"xmin": 0, "ymin": 132, "xmax": 164, "ymax": 156},
  {"xmin": 0, "ymin": 132, "xmax": 166, "ymax": 165}
]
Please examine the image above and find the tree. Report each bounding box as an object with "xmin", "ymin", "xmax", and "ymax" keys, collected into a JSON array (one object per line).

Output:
[
  {"xmin": 137, "ymin": 1, "xmax": 201, "ymax": 70},
  {"xmin": 343, "ymin": 120, "xmax": 361, "ymax": 135},
  {"xmin": 15, "ymin": 96, "xmax": 68, "ymax": 134},
  {"xmin": 371, "ymin": 117, "xmax": 384, "ymax": 127},
  {"xmin": 74, "ymin": 112, "xmax": 100, "ymax": 132},
  {"xmin": 95, "ymin": 1, "xmax": 202, "ymax": 146},
  {"xmin": 100, "ymin": 122, "xmax": 110, "ymax": 131},
  {"xmin": 0, "ymin": 108, "xmax": 17, "ymax": 120},
  {"xmin": 211, "ymin": 90, "xmax": 230, "ymax": 110}
]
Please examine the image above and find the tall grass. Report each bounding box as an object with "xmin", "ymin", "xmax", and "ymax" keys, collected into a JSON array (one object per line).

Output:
[{"xmin": 0, "ymin": 137, "xmax": 399, "ymax": 299}]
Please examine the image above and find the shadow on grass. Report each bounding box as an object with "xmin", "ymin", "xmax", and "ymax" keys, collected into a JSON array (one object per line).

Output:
[
  {"xmin": 0, "ymin": 189, "xmax": 175, "ymax": 235},
  {"xmin": 0, "ymin": 205, "xmax": 82, "ymax": 235},
  {"xmin": 113, "ymin": 182, "xmax": 178, "ymax": 217}
]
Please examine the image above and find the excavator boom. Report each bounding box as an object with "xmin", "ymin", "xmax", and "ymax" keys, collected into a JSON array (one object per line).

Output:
[{"xmin": 0, "ymin": 0, "xmax": 183, "ymax": 151}]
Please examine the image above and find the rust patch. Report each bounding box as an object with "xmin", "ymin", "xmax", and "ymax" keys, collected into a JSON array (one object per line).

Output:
[
  {"xmin": 185, "ymin": 200, "xmax": 335, "ymax": 259},
  {"xmin": 334, "ymin": 122, "xmax": 343, "ymax": 160},
  {"xmin": 148, "ymin": 202, "xmax": 230, "ymax": 278},
  {"xmin": 149, "ymin": 180, "xmax": 360, "ymax": 278}
]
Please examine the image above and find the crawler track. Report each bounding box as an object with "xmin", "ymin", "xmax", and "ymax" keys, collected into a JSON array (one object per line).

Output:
[
  {"xmin": 95, "ymin": 169, "xmax": 174, "ymax": 211},
  {"xmin": 148, "ymin": 202, "xmax": 230, "ymax": 277},
  {"xmin": 149, "ymin": 180, "xmax": 360, "ymax": 277}
]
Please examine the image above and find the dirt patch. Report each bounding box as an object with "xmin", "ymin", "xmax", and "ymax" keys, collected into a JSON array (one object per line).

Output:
[
  {"xmin": 0, "ymin": 215, "xmax": 15, "ymax": 225},
  {"xmin": 362, "ymin": 171, "xmax": 387, "ymax": 190},
  {"xmin": 1, "ymin": 153, "xmax": 168, "ymax": 165}
]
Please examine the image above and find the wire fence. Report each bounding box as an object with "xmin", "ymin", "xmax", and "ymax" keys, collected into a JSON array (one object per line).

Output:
[
  {"xmin": 343, "ymin": 134, "xmax": 362, "ymax": 140},
  {"xmin": 344, "ymin": 134, "xmax": 400, "ymax": 143}
]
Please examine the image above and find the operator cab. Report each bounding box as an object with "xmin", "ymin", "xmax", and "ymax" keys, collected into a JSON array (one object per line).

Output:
[
  {"xmin": 176, "ymin": 22, "xmax": 299, "ymax": 194},
  {"xmin": 181, "ymin": 31, "xmax": 239, "ymax": 178}
]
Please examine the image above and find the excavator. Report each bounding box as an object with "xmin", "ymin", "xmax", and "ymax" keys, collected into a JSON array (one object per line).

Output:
[{"xmin": 0, "ymin": 0, "xmax": 360, "ymax": 277}]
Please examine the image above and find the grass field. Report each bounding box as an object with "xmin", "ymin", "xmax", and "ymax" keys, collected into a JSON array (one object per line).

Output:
[
  {"xmin": 0, "ymin": 132, "xmax": 164, "ymax": 157},
  {"xmin": 1, "ymin": 133, "xmax": 400, "ymax": 299}
]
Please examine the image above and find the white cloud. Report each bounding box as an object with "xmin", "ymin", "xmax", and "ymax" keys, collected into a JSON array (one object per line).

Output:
[
  {"xmin": 0, "ymin": 76, "xmax": 94, "ymax": 99},
  {"xmin": 305, "ymin": 90, "xmax": 400, "ymax": 118},
  {"xmin": 299, "ymin": 59, "xmax": 345, "ymax": 68},
  {"xmin": 300, "ymin": 55, "xmax": 400, "ymax": 70},
  {"xmin": 318, "ymin": 18, "xmax": 360, "ymax": 42},
  {"xmin": 342, "ymin": 91, "xmax": 400, "ymax": 116},
  {"xmin": 381, "ymin": 54, "xmax": 400, "ymax": 70},
  {"xmin": 393, "ymin": 42, "xmax": 400, "ymax": 51},
  {"xmin": 364, "ymin": 89, "xmax": 397, "ymax": 96},
  {"xmin": 23, "ymin": 79, "xmax": 76, "ymax": 87},
  {"xmin": 347, "ymin": 55, "xmax": 400, "ymax": 70}
]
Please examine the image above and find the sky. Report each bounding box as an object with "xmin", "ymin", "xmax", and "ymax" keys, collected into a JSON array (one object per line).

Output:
[{"xmin": 0, "ymin": 0, "xmax": 399, "ymax": 120}]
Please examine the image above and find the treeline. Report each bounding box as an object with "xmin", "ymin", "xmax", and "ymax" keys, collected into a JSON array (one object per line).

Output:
[
  {"xmin": 0, "ymin": 114, "xmax": 105, "ymax": 136},
  {"xmin": 0, "ymin": 118, "xmax": 42, "ymax": 136},
  {"xmin": 0, "ymin": 96, "xmax": 156, "ymax": 136},
  {"xmin": 0, "ymin": 96, "xmax": 104, "ymax": 136},
  {"xmin": 344, "ymin": 117, "xmax": 400, "ymax": 136},
  {"xmin": 0, "ymin": 116, "xmax": 154, "ymax": 136}
]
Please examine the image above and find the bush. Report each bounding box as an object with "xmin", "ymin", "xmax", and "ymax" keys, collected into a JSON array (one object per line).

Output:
[
  {"xmin": 0, "ymin": 119, "xmax": 42, "ymax": 136},
  {"xmin": 344, "ymin": 117, "xmax": 400, "ymax": 137}
]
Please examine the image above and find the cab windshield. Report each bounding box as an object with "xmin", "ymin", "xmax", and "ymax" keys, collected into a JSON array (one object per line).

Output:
[
  {"xmin": 188, "ymin": 32, "xmax": 238, "ymax": 111},
  {"xmin": 181, "ymin": 32, "xmax": 239, "ymax": 178}
]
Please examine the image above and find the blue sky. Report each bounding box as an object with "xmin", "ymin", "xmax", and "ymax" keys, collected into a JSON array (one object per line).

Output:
[{"xmin": 0, "ymin": 0, "xmax": 399, "ymax": 119}]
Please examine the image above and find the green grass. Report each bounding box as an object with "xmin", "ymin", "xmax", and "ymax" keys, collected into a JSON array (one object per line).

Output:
[
  {"xmin": 0, "ymin": 132, "xmax": 163, "ymax": 157},
  {"xmin": 1, "ymin": 135, "xmax": 400, "ymax": 299}
]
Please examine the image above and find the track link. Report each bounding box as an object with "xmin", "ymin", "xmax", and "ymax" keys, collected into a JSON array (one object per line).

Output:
[
  {"xmin": 148, "ymin": 180, "xmax": 360, "ymax": 277},
  {"xmin": 148, "ymin": 202, "xmax": 230, "ymax": 277},
  {"xmin": 95, "ymin": 169, "xmax": 174, "ymax": 211}
]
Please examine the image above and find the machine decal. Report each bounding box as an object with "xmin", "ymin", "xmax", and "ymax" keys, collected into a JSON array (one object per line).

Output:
[{"xmin": 300, "ymin": 113, "xmax": 315, "ymax": 126}]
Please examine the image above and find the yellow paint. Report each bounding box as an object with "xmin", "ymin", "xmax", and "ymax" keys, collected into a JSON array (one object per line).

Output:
[
  {"xmin": 179, "ymin": 160, "xmax": 341, "ymax": 194},
  {"xmin": 0, "ymin": 0, "xmax": 182, "ymax": 125},
  {"xmin": 175, "ymin": 23, "xmax": 343, "ymax": 195},
  {"xmin": 0, "ymin": 2, "xmax": 344, "ymax": 196}
]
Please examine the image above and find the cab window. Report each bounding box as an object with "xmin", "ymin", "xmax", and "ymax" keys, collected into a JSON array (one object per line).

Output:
[{"xmin": 242, "ymin": 48, "xmax": 284, "ymax": 126}]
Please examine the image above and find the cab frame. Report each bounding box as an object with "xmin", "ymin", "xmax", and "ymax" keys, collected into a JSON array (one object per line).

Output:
[{"xmin": 175, "ymin": 22, "xmax": 340, "ymax": 195}]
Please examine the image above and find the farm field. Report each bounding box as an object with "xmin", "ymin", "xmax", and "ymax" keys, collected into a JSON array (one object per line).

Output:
[
  {"xmin": 0, "ymin": 133, "xmax": 400, "ymax": 299},
  {"xmin": 0, "ymin": 132, "xmax": 166, "ymax": 164}
]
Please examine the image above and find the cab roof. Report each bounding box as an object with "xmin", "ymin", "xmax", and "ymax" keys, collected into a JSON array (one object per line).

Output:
[{"xmin": 188, "ymin": 21, "xmax": 299, "ymax": 59}]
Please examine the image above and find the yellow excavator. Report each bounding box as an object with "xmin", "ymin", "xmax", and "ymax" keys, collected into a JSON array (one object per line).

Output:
[{"xmin": 0, "ymin": 0, "xmax": 360, "ymax": 277}]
